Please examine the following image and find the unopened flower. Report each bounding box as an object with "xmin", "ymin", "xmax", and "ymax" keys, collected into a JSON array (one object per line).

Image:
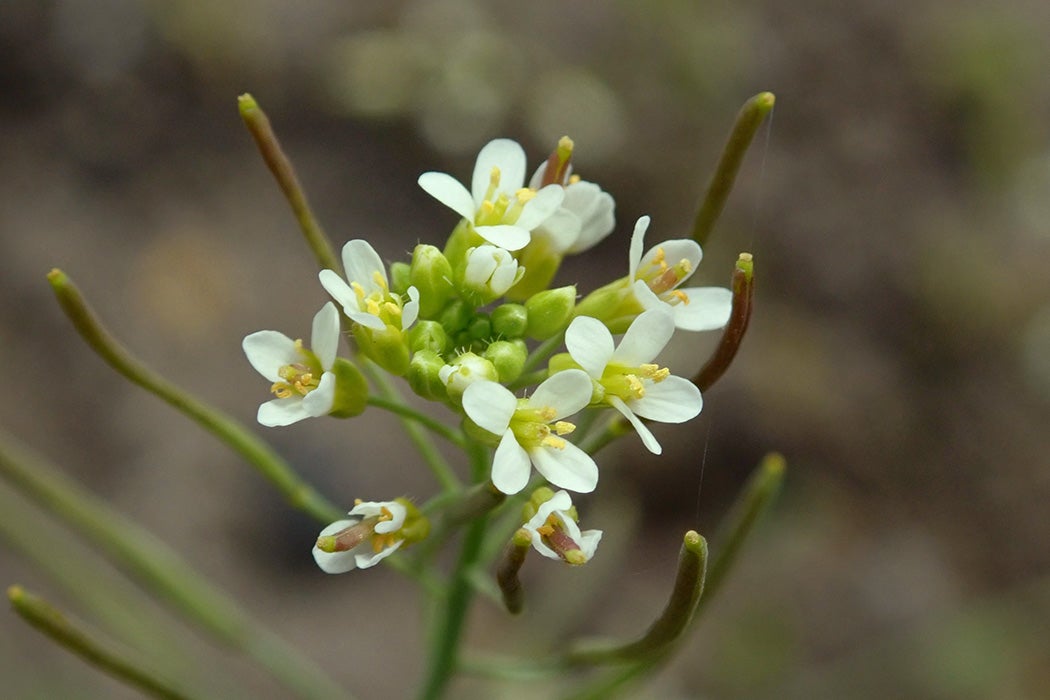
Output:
[
  {"xmin": 462, "ymin": 369, "xmax": 597, "ymax": 495},
  {"xmin": 242, "ymin": 302, "xmax": 340, "ymax": 427},
  {"xmin": 312, "ymin": 500, "xmax": 409, "ymax": 574},
  {"xmin": 459, "ymin": 244, "xmax": 525, "ymax": 302},
  {"xmin": 565, "ymin": 310, "xmax": 702, "ymax": 454},
  {"xmin": 628, "ymin": 216, "xmax": 732, "ymax": 331},
  {"xmin": 439, "ymin": 352, "xmax": 499, "ymax": 403},
  {"xmin": 319, "ymin": 239, "xmax": 420, "ymax": 332},
  {"xmin": 418, "ymin": 139, "xmax": 564, "ymax": 251},
  {"xmin": 522, "ymin": 489, "xmax": 601, "ymax": 565}
]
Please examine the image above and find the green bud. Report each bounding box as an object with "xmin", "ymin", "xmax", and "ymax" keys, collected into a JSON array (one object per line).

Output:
[
  {"xmin": 328, "ymin": 358, "xmax": 369, "ymax": 418},
  {"xmin": 389, "ymin": 261, "xmax": 411, "ymax": 296},
  {"xmin": 484, "ymin": 339, "xmax": 527, "ymax": 384},
  {"xmin": 443, "ymin": 219, "xmax": 486, "ymax": 269},
  {"xmin": 407, "ymin": 320, "xmax": 450, "ymax": 355},
  {"xmin": 463, "ymin": 413, "xmax": 502, "ymax": 447},
  {"xmin": 506, "ymin": 233, "xmax": 563, "ymax": 301},
  {"xmin": 548, "ymin": 352, "xmax": 580, "ymax": 375},
  {"xmin": 468, "ymin": 314, "xmax": 492, "ymax": 341},
  {"xmin": 491, "ymin": 303, "xmax": 528, "ymax": 338},
  {"xmin": 440, "ymin": 351, "xmax": 498, "ymax": 404},
  {"xmin": 410, "ymin": 244, "xmax": 455, "ymax": 319},
  {"xmin": 573, "ymin": 278, "xmax": 640, "ymax": 334},
  {"xmin": 525, "ymin": 285, "xmax": 577, "ymax": 340},
  {"xmin": 439, "ymin": 299, "xmax": 473, "ymax": 335},
  {"xmin": 393, "ymin": 497, "xmax": 430, "ymax": 545},
  {"xmin": 355, "ymin": 325, "xmax": 410, "ymax": 376},
  {"xmin": 522, "ymin": 486, "xmax": 557, "ymax": 521},
  {"xmin": 407, "ymin": 350, "xmax": 447, "ymax": 401}
]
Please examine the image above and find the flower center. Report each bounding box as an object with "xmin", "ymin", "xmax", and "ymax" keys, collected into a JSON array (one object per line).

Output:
[
  {"xmin": 511, "ymin": 405, "xmax": 576, "ymax": 449},
  {"xmin": 271, "ymin": 339, "xmax": 322, "ymax": 398},
  {"xmin": 601, "ymin": 362, "xmax": 670, "ymax": 402},
  {"xmin": 638, "ymin": 247, "xmax": 693, "ymax": 301},
  {"xmin": 315, "ymin": 505, "xmax": 400, "ymax": 555},
  {"xmin": 475, "ymin": 165, "xmax": 537, "ymax": 227},
  {"xmin": 536, "ymin": 513, "xmax": 586, "ymax": 565},
  {"xmin": 349, "ymin": 272, "xmax": 406, "ymax": 326}
]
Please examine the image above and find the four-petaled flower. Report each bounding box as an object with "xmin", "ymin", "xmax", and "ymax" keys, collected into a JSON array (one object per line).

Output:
[
  {"xmin": 523, "ymin": 490, "xmax": 602, "ymax": 565},
  {"xmin": 462, "ymin": 369, "xmax": 597, "ymax": 495},
  {"xmin": 312, "ymin": 500, "xmax": 408, "ymax": 574},
  {"xmin": 566, "ymin": 310, "xmax": 702, "ymax": 454},
  {"xmin": 628, "ymin": 216, "xmax": 733, "ymax": 331},
  {"xmin": 418, "ymin": 139, "xmax": 565, "ymax": 251},
  {"xmin": 242, "ymin": 302, "xmax": 340, "ymax": 427},
  {"xmin": 319, "ymin": 239, "xmax": 420, "ymax": 331}
]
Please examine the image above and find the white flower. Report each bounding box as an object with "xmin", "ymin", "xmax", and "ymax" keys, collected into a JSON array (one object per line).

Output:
[
  {"xmin": 628, "ymin": 216, "xmax": 733, "ymax": 331},
  {"xmin": 418, "ymin": 139, "xmax": 565, "ymax": 251},
  {"xmin": 319, "ymin": 239, "xmax": 420, "ymax": 331},
  {"xmin": 462, "ymin": 369, "xmax": 597, "ymax": 495},
  {"xmin": 438, "ymin": 352, "xmax": 498, "ymax": 402},
  {"xmin": 523, "ymin": 490, "xmax": 602, "ymax": 565},
  {"xmin": 529, "ymin": 147, "xmax": 615, "ymax": 255},
  {"xmin": 462, "ymin": 244, "xmax": 525, "ymax": 299},
  {"xmin": 242, "ymin": 302, "xmax": 340, "ymax": 427},
  {"xmin": 566, "ymin": 310, "xmax": 702, "ymax": 454},
  {"xmin": 312, "ymin": 500, "xmax": 408, "ymax": 574}
]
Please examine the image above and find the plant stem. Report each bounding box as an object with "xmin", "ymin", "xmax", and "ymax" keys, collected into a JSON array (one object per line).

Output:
[
  {"xmin": 521, "ymin": 330, "xmax": 566, "ymax": 374},
  {"xmin": 366, "ymin": 396, "xmax": 466, "ymax": 448}
]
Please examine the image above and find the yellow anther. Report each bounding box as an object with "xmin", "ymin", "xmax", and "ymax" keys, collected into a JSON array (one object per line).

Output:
[
  {"xmin": 652, "ymin": 247, "xmax": 666, "ymax": 265},
  {"xmin": 538, "ymin": 406, "xmax": 557, "ymax": 421},
  {"xmin": 568, "ymin": 174, "xmax": 581, "ymax": 184},
  {"xmin": 537, "ymin": 523, "xmax": 555, "ymax": 537},
  {"xmin": 354, "ymin": 498, "xmax": 363, "ymax": 505},
  {"xmin": 514, "ymin": 188, "xmax": 536, "ymax": 203},
  {"xmin": 672, "ymin": 289, "xmax": 690, "ymax": 304},
  {"xmin": 480, "ymin": 200, "xmax": 496, "ymax": 215},
  {"xmin": 270, "ymin": 382, "xmax": 293, "ymax": 399},
  {"xmin": 553, "ymin": 421, "xmax": 576, "ymax": 436},
  {"xmin": 626, "ymin": 374, "xmax": 645, "ymax": 397},
  {"xmin": 678, "ymin": 258, "xmax": 692, "ymax": 275},
  {"xmin": 378, "ymin": 506, "xmax": 393, "ymax": 522},
  {"xmin": 372, "ymin": 270, "xmax": 388, "ymax": 291},
  {"xmin": 489, "ymin": 166, "xmax": 501, "ymax": 187},
  {"xmin": 366, "ymin": 298, "xmax": 382, "ymax": 316},
  {"xmin": 541, "ymin": 435, "xmax": 567, "ymax": 450},
  {"xmin": 350, "ymin": 281, "xmax": 367, "ymax": 302},
  {"xmin": 383, "ymin": 301, "xmax": 401, "ymax": 316}
]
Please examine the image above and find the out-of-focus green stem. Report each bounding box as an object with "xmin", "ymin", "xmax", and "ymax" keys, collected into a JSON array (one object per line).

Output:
[
  {"xmin": 238, "ymin": 93, "xmax": 342, "ymax": 274},
  {"xmin": 46, "ymin": 269, "xmax": 343, "ymax": 525},
  {"xmin": 366, "ymin": 396, "xmax": 466, "ymax": 448},
  {"xmin": 521, "ymin": 330, "xmax": 566, "ymax": 374},
  {"xmin": 0, "ymin": 431, "xmax": 353, "ymax": 700},
  {"xmin": 8, "ymin": 585, "xmax": 199, "ymax": 700},
  {"xmin": 693, "ymin": 253, "xmax": 755, "ymax": 393},
  {"xmin": 691, "ymin": 91, "xmax": 775, "ymax": 247}
]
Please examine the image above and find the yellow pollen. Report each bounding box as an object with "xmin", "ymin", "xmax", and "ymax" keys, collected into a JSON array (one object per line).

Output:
[
  {"xmin": 354, "ymin": 498, "xmax": 363, "ymax": 505},
  {"xmin": 553, "ymin": 421, "xmax": 576, "ymax": 436},
  {"xmin": 558, "ymin": 135, "xmax": 574, "ymax": 152},
  {"xmin": 626, "ymin": 374, "xmax": 645, "ymax": 397},
  {"xmin": 537, "ymin": 523, "xmax": 555, "ymax": 537},
  {"xmin": 383, "ymin": 301, "xmax": 401, "ymax": 316},
  {"xmin": 672, "ymin": 290, "xmax": 690, "ymax": 304},
  {"xmin": 678, "ymin": 258, "xmax": 692, "ymax": 274},
  {"xmin": 366, "ymin": 298, "xmax": 382, "ymax": 316},
  {"xmin": 270, "ymin": 382, "xmax": 293, "ymax": 399},
  {"xmin": 641, "ymin": 364, "xmax": 671, "ymax": 382},
  {"xmin": 350, "ymin": 281, "xmax": 367, "ymax": 302},
  {"xmin": 515, "ymin": 188, "xmax": 536, "ymax": 203},
  {"xmin": 480, "ymin": 200, "xmax": 495, "ymax": 215},
  {"xmin": 652, "ymin": 247, "xmax": 666, "ymax": 265},
  {"xmin": 542, "ymin": 435, "xmax": 567, "ymax": 450},
  {"xmin": 568, "ymin": 174, "xmax": 581, "ymax": 184},
  {"xmin": 378, "ymin": 506, "xmax": 393, "ymax": 522},
  {"xmin": 489, "ymin": 166, "xmax": 501, "ymax": 187},
  {"xmin": 537, "ymin": 406, "xmax": 557, "ymax": 421},
  {"xmin": 372, "ymin": 270, "xmax": 388, "ymax": 291}
]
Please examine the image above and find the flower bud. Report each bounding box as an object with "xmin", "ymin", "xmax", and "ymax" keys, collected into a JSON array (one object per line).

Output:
[
  {"xmin": 467, "ymin": 314, "xmax": 492, "ymax": 341},
  {"xmin": 356, "ymin": 325, "xmax": 410, "ymax": 376},
  {"xmin": 408, "ymin": 320, "xmax": 450, "ymax": 355},
  {"xmin": 410, "ymin": 244, "xmax": 455, "ymax": 318},
  {"xmin": 507, "ymin": 234, "xmax": 562, "ymax": 301},
  {"xmin": 442, "ymin": 219, "xmax": 485, "ymax": 270},
  {"xmin": 484, "ymin": 339, "xmax": 527, "ymax": 384},
  {"xmin": 525, "ymin": 285, "xmax": 577, "ymax": 340},
  {"xmin": 439, "ymin": 351, "xmax": 498, "ymax": 404},
  {"xmin": 407, "ymin": 350, "xmax": 447, "ymax": 401},
  {"xmin": 491, "ymin": 303, "xmax": 528, "ymax": 338},
  {"xmin": 328, "ymin": 358, "xmax": 369, "ymax": 417},
  {"xmin": 389, "ymin": 261, "xmax": 411, "ymax": 296},
  {"xmin": 457, "ymin": 245, "xmax": 525, "ymax": 305},
  {"xmin": 439, "ymin": 299, "xmax": 473, "ymax": 335}
]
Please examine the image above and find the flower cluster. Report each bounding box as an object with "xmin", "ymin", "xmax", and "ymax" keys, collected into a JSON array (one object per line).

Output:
[{"xmin": 243, "ymin": 137, "xmax": 732, "ymax": 573}]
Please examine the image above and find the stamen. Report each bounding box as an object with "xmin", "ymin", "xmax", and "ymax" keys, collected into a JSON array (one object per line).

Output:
[
  {"xmin": 514, "ymin": 188, "xmax": 536, "ymax": 203},
  {"xmin": 366, "ymin": 298, "xmax": 382, "ymax": 316},
  {"xmin": 541, "ymin": 435, "xmax": 567, "ymax": 449},
  {"xmin": 538, "ymin": 406, "xmax": 557, "ymax": 421},
  {"xmin": 672, "ymin": 290, "xmax": 690, "ymax": 304},
  {"xmin": 626, "ymin": 374, "xmax": 645, "ymax": 398},
  {"xmin": 553, "ymin": 421, "xmax": 576, "ymax": 435},
  {"xmin": 383, "ymin": 301, "xmax": 401, "ymax": 316},
  {"xmin": 568, "ymin": 174, "xmax": 581, "ymax": 184},
  {"xmin": 350, "ymin": 281, "xmax": 367, "ymax": 303},
  {"xmin": 270, "ymin": 382, "xmax": 293, "ymax": 399},
  {"xmin": 372, "ymin": 270, "xmax": 388, "ymax": 291},
  {"xmin": 379, "ymin": 506, "xmax": 393, "ymax": 522}
]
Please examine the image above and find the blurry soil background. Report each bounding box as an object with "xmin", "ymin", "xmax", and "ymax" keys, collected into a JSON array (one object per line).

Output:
[{"xmin": 2, "ymin": 1, "xmax": 1049, "ymax": 698}]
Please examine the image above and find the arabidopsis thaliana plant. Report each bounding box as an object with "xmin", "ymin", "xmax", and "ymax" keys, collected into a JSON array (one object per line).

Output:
[
  {"xmin": 242, "ymin": 302, "xmax": 340, "ymax": 427},
  {"xmin": 312, "ymin": 500, "xmax": 408, "ymax": 574},
  {"xmin": 566, "ymin": 310, "xmax": 702, "ymax": 454},
  {"xmin": 319, "ymin": 240, "xmax": 420, "ymax": 331},
  {"xmin": 462, "ymin": 369, "xmax": 597, "ymax": 495}
]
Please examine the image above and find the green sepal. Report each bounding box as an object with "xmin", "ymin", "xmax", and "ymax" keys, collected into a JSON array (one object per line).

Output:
[
  {"xmin": 574, "ymin": 278, "xmax": 643, "ymax": 334},
  {"xmin": 355, "ymin": 324, "xmax": 410, "ymax": 376},
  {"xmin": 462, "ymin": 414, "xmax": 502, "ymax": 447},
  {"xmin": 467, "ymin": 314, "xmax": 492, "ymax": 341},
  {"xmin": 410, "ymin": 244, "xmax": 455, "ymax": 319},
  {"xmin": 407, "ymin": 350, "xmax": 448, "ymax": 401},
  {"xmin": 408, "ymin": 320, "xmax": 450, "ymax": 355},
  {"xmin": 491, "ymin": 303, "xmax": 528, "ymax": 338},
  {"xmin": 393, "ymin": 497, "xmax": 430, "ymax": 545},
  {"xmin": 442, "ymin": 219, "xmax": 485, "ymax": 269},
  {"xmin": 506, "ymin": 233, "xmax": 563, "ymax": 301},
  {"xmin": 439, "ymin": 299, "xmax": 473, "ymax": 335},
  {"xmin": 389, "ymin": 261, "xmax": 411, "ymax": 296},
  {"xmin": 525, "ymin": 285, "xmax": 577, "ymax": 340},
  {"xmin": 327, "ymin": 358, "xmax": 369, "ymax": 417},
  {"xmin": 485, "ymin": 339, "xmax": 527, "ymax": 384}
]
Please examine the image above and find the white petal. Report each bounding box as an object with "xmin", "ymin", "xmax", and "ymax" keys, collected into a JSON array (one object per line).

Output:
[
  {"xmin": 354, "ymin": 539, "xmax": 404, "ymax": 569},
  {"xmin": 528, "ymin": 369, "xmax": 593, "ymax": 419},
  {"xmin": 613, "ymin": 308, "xmax": 675, "ymax": 366},
  {"xmin": 528, "ymin": 161, "xmax": 548, "ymax": 190},
  {"xmin": 628, "ymin": 215, "xmax": 650, "ymax": 280},
  {"xmin": 472, "ymin": 139, "xmax": 526, "ymax": 204},
  {"xmin": 567, "ymin": 188, "xmax": 615, "ymax": 254},
  {"xmin": 373, "ymin": 501, "xmax": 407, "ymax": 534},
  {"xmin": 242, "ymin": 331, "xmax": 298, "ymax": 382},
  {"xmin": 529, "ymin": 441, "xmax": 598, "ymax": 493},
  {"xmin": 565, "ymin": 316, "xmax": 615, "ymax": 379},
  {"xmin": 418, "ymin": 172, "xmax": 476, "ymax": 220},
  {"xmin": 346, "ymin": 309, "xmax": 387, "ymax": 331},
  {"xmin": 608, "ymin": 395, "xmax": 662, "ymax": 454},
  {"xmin": 341, "ymin": 240, "xmax": 387, "ymax": 293},
  {"xmin": 464, "ymin": 246, "xmax": 499, "ymax": 285},
  {"xmin": 492, "ymin": 429, "xmax": 531, "ymax": 495},
  {"xmin": 577, "ymin": 529, "xmax": 603, "ymax": 560},
  {"xmin": 535, "ymin": 208, "xmax": 582, "ymax": 253},
  {"xmin": 462, "ymin": 381, "xmax": 517, "ymax": 435},
  {"xmin": 401, "ymin": 286, "xmax": 420, "ymax": 329},
  {"xmin": 630, "ymin": 376, "xmax": 703, "ymax": 423},
  {"xmin": 528, "ymin": 531, "xmax": 561, "ymax": 560},
  {"xmin": 301, "ymin": 372, "xmax": 336, "ymax": 417},
  {"xmin": 319, "ymin": 269, "xmax": 358, "ymax": 311},
  {"xmin": 311, "ymin": 303, "xmax": 340, "ymax": 370},
  {"xmin": 312, "ymin": 519, "xmax": 360, "ymax": 575},
  {"xmin": 257, "ymin": 397, "xmax": 310, "ymax": 427},
  {"xmin": 474, "ymin": 224, "xmax": 531, "ymax": 251},
  {"xmin": 671, "ymin": 287, "xmax": 733, "ymax": 331},
  {"xmin": 514, "ymin": 185, "xmax": 565, "ymax": 230},
  {"xmin": 632, "ymin": 278, "xmax": 665, "ymax": 312},
  {"xmin": 639, "ymin": 239, "xmax": 702, "ymax": 280}
]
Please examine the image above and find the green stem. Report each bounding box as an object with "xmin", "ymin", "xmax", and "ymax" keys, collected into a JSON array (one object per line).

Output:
[
  {"xmin": 366, "ymin": 396, "xmax": 466, "ymax": 448},
  {"xmin": 693, "ymin": 254, "xmax": 755, "ymax": 393},
  {"xmin": 46, "ymin": 269, "xmax": 343, "ymax": 525},
  {"xmin": 691, "ymin": 91, "xmax": 776, "ymax": 247},
  {"xmin": 0, "ymin": 431, "xmax": 353, "ymax": 700},
  {"xmin": 507, "ymin": 368, "xmax": 549, "ymax": 391},
  {"xmin": 8, "ymin": 586, "xmax": 198, "ymax": 700},
  {"xmin": 238, "ymin": 93, "xmax": 342, "ymax": 274},
  {"xmin": 521, "ymin": 330, "xmax": 566, "ymax": 374}
]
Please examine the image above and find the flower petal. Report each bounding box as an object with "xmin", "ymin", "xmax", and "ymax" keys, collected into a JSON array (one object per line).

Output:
[
  {"xmin": 341, "ymin": 239, "xmax": 387, "ymax": 293},
  {"xmin": 529, "ymin": 369, "xmax": 593, "ymax": 419},
  {"xmin": 401, "ymin": 286, "xmax": 420, "ymax": 329},
  {"xmin": 462, "ymin": 381, "xmax": 517, "ymax": 435},
  {"xmin": 639, "ymin": 239, "xmax": 702, "ymax": 280},
  {"xmin": 630, "ymin": 376, "xmax": 702, "ymax": 423},
  {"xmin": 473, "ymin": 224, "xmax": 531, "ymax": 251},
  {"xmin": 312, "ymin": 519, "xmax": 359, "ymax": 574},
  {"xmin": 418, "ymin": 172, "xmax": 476, "ymax": 220},
  {"xmin": 301, "ymin": 371, "xmax": 336, "ymax": 417},
  {"xmin": 492, "ymin": 428, "xmax": 531, "ymax": 495},
  {"xmin": 577, "ymin": 529, "xmax": 603, "ymax": 560},
  {"xmin": 311, "ymin": 302, "xmax": 340, "ymax": 370},
  {"xmin": 671, "ymin": 287, "xmax": 733, "ymax": 331},
  {"xmin": 257, "ymin": 397, "xmax": 310, "ymax": 427},
  {"xmin": 608, "ymin": 395, "xmax": 662, "ymax": 454},
  {"xmin": 243, "ymin": 330, "xmax": 298, "ymax": 382},
  {"xmin": 319, "ymin": 269, "xmax": 358, "ymax": 311},
  {"xmin": 514, "ymin": 184, "xmax": 565, "ymax": 230},
  {"xmin": 535, "ymin": 208, "xmax": 582, "ymax": 253},
  {"xmin": 347, "ymin": 309, "xmax": 387, "ymax": 331},
  {"xmin": 613, "ymin": 308, "xmax": 675, "ymax": 366},
  {"xmin": 372, "ymin": 501, "xmax": 407, "ymax": 534},
  {"xmin": 354, "ymin": 539, "xmax": 404, "ymax": 569},
  {"xmin": 567, "ymin": 190, "xmax": 615, "ymax": 254},
  {"xmin": 472, "ymin": 139, "xmax": 526, "ymax": 204},
  {"xmin": 628, "ymin": 215, "xmax": 650, "ymax": 280},
  {"xmin": 565, "ymin": 316, "xmax": 615, "ymax": 379},
  {"xmin": 529, "ymin": 441, "xmax": 598, "ymax": 493}
]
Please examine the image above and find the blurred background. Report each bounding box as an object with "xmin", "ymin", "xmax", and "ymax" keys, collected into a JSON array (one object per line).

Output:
[{"xmin": 2, "ymin": 0, "xmax": 1049, "ymax": 697}]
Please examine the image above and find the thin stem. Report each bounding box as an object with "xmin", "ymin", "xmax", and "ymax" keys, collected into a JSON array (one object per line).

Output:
[
  {"xmin": 693, "ymin": 253, "xmax": 755, "ymax": 393},
  {"xmin": 507, "ymin": 368, "xmax": 549, "ymax": 391},
  {"xmin": 521, "ymin": 330, "xmax": 566, "ymax": 374},
  {"xmin": 691, "ymin": 91, "xmax": 776, "ymax": 247},
  {"xmin": 366, "ymin": 396, "xmax": 467, "ymax": 448},
  {"xmin": 0, "ymin": 431, "xmax": 353, "ymax": 700},
  {"xmin": 8, "ymin": 586, "xmax": 198, "ymax": 700},
  {"xmin": 238, "ymin": 93, "xmax": 342, "ymax": 274},
  {"xmin": 46, "ymin": 269, "xmax": 343, "ymax": 525},
  {"xmin": 364, "ymin": 362, "xmax": 461, "ymax": 491}
]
